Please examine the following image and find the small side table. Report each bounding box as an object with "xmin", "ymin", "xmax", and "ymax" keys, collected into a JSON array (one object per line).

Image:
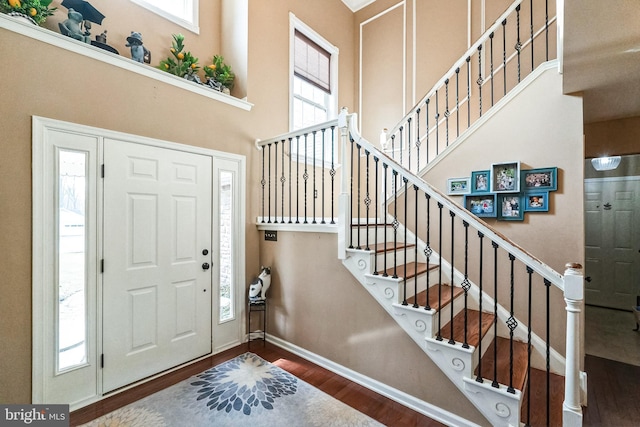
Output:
[{"xmin": 247, "ymin": 299, "xmax": 267, "ymax": 347}]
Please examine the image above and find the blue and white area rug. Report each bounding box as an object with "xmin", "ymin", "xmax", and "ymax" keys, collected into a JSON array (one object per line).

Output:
[{"xmin": 82, "ymin": 353, "xmax": 383, "ymax": 426}]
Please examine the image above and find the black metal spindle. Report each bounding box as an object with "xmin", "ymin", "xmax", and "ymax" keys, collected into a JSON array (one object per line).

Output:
[
  {"xmin": 507, "ymin": 253, "xmax": 517, "ymax": 394},
  {"xmin": 391, "ymin": 134, "xmax": 396, "ymax": 161},
  {"xmin": 274, "ymin": 141, "xmax": 278, "ymax": 223},
  {"xmin": 466, "ymin": 57, "xmax": 471, "ymax": 128},
  {"xmin": 260, "ymin": 146, "xmax": 265, "ymax": 223},
  {"xmin": 321, "ymin": 130, "xmax": 325, "ymax": 224},
  {"xmin": 416, "ymin": 108, "xmax": 421, "ymax": 171},
  {"xmin": 436, "ymin": 202, "xmax": 443, "ymax": 340},
  {"xmin": 296, "ymin": 135, "xmax": 300, "ymax": 223},
  {"xmin": 399, "ymin": 126, "xmax": 404, "ymax": 168},
  {"xmin": 392, "ymin": 170, "xmax": 399, "ymax": 279},
  {"xmin": 476, "ymin": 232, "xmax": 485, "ymax": 382},
  {"xmin": 312, "ymin": 131, "xmax": 316, "ymax": 224},
  {"xmin": 413, "ymin": 185, "xmax": 419, "ymax": 308},
  {"xmin": 373, "ymin": 156, "xmax": 379, "ymax": 275},
  {"xmin": 477, "ymin": 45, "xmax": 483, "ymax": 117},
  {"xmin": 502, "ymin": 19, "xmax": 507, "ymax": 96},
  {"xmin": 267, "ymin": 143, "xmax": 272, "ymax": 223},
  {"xmin": 448, "ymin": 211, "xmax": 455, "ymax": 345},
  {"xmin": 349, "ymin": 138, "xmax": 354, "ymax": 248},
  {"xmin": 402, "ymin": 176, "xmax": 408, "ymax": 305},
  {"xmin": 289, "ymin": 137, "xmax": 293, "ymax": 223},
  {"xmin": 407, "ymin": 118, "xmax": 412, "ymax": 172},
  {"xmin": 424, "ymin": 193, "xmax": 432, "ymax": 310},
  {"xmin": 303, "ymin": 134, "xmax": 308, "ymax": 224},
  {"xmin": 425, "ymin": 99, "xmax": 430, "ymax": 165},
  {"xmin": 545, "ymin": 0, "xmax": 549, "ymax": 60},
  {"xmin": 383, "ymin": 163, "xmax": 389, "ymax": 277},
  {"xmin": 365, "ymin": 150, "xmax": 371, "ymax": 251},
  {"xmin": 462, "ymin": 221, "xmax": 470, "ymax": 349},
  {"xmin": 492, "ymin": 241, "xmax": 499, "ymax": 388},
  {"xmin": 516, "ymin": 4, "xmax": 522, "ymax": 83},
  {"xmin": 434, "ymin": 91, "xmax": 440, "ymax": 155},
  {"xmin": 545, "ymin": 278, "xmax": 551, "ymax": 426},
  {"xmin": 330, "ymin": 127, "xmax": 336, "ymax": 224},
  {"xmin": 356, "ymin": 143, "xmax": 361, "ymax": 249},
  {"xmin": 490, "ymin": 32, "xmax": 495, "ymax": 107},
  {"xmin": 525, "ymin": 266, "xmax": 534, "ymax": 427},
  {"xmin": 530, "ymin": 0, "xmax": 534, "ymax": 72},
  {"xmin": 455, "ymin": 68, "xmax": 460, "ymax": 137},
  {"xmin": 281, "ymin": 140, "xmax": 285, "ymax": 223},
  {"xmin": 444, "ymin": 79, "xmax": 450, "ymax": 146}
]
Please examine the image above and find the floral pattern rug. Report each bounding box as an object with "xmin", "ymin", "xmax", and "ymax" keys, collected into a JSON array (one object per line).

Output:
[{"xmin": 82, "ymin": 353, "xmax": 383, "ymax": 427}]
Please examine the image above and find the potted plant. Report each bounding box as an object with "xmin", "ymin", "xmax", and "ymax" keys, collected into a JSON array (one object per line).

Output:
[
  {"xmin": 203, "ymin": 55, "xmax": 235, "ymax": 94},
  {"xmin": 158, "ymin": 34, "xmax": 201, "ymax": 83},
  {"xmin": 0, "ymin": 0, "xmax": 56, "ymax": 25}
]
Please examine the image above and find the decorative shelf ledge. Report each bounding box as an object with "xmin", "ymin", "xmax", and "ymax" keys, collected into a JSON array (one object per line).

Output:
[{"xmin": 0, "ymin": 14, "xmax": 253, "ymax": 112}]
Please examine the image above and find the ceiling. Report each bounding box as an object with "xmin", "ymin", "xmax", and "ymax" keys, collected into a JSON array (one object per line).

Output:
[{"xmin": 345, "ymin": 0, "xmax": 640, "ymax": 124}]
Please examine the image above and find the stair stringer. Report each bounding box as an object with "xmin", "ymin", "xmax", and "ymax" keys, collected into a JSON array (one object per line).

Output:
[{"xmin": 343, "ymin": 249, "xmax": 525, "ymax": 426}]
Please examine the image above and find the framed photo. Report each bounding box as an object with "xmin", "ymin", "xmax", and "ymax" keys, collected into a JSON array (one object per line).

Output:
[
  {"xmin": 497, "ymin": 194, "xmax": 524, "ymax": 221},
  {"xmin": 447, "ymin": 177, "xmax": 471, "ymax": 195},
  {"xmin": 524, "ymin": 191, "xmax": 549, "ymax": 212},
  {"xmin": 471, "ymin": 170, "xmax": 491, "ymax": 194},
  {"xmin": 521, "ymin": 167, "xmax": 558, "ymax": 192},
  {"xmin": 464, "ymin": 194, "xmax": 497, "ymax": 218},
  {"xmin": 490, "ymin": 161, "xmax": 520, "ymax": 193}
]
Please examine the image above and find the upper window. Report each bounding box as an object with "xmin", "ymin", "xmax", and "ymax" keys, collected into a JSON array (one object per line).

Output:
[
  {"xmin": 131, "ymin": 0, "xmax": 199, "ymax": 34},
  {"xmin": 290, "ymin": 14, "xmax": 338, "ymax": 165}
]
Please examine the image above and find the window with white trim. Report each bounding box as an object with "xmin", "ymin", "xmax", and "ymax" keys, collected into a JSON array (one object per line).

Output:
[
  {"xmin": 131, "ymin": 0, "xmax": 199, "ymax": 34},
  {"xmin": 290, "ymin": 14, "xmax": 338, "ymax": 166}
]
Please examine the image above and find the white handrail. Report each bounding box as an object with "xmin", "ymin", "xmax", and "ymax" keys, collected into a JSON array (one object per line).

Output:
[{"xmin": 256, "ymin": 118, "xmax": 341, "ymax": 148}]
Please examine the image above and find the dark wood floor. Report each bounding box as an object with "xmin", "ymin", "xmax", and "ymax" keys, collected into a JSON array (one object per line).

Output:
[
  {"xmin": 70, "ymin": 341, "xmax": 445, "ymax": 426},
  {"xmin": 583, "ymin": 354, "xmax": 640, "ymax": 426}
]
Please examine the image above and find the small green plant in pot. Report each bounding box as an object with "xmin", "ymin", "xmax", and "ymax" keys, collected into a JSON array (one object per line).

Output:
[
  {"xmin": 0, "ymin": 0, "xmax": 56, "ymax": 25},
  {"xmin": 203, "ymin": 55, "xmax": 235, "ymax": 93},
  {"xmin": 158, "ymin": 34, "xmax": 200, "ymax": 82}
]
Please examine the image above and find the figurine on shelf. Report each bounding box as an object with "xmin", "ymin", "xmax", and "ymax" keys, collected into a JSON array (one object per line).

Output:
[
  {"xmin": 126, "ymin": 31, "xmax": 150, "ymax": 64},
  {"xmin": 95, "ymin": 30, "xmax": 107, "ymax": 44},
  {"xmin": 248, "ymin": 266, "xmax": 271, "ymax": 302},
  {"xmin": 58, "ymin": 8, "xmax": 90, "ymax": 43}
]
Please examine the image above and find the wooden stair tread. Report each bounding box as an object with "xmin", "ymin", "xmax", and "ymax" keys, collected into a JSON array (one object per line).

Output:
[
  {"xmin": 406, "ymin": 285, "xmax": 463, "ymax": 311},
  {"xmin": 370, "ymin": 242, "xmax": 416, "ymax": 253},
  {"xmin": 382, "ymin": 262, "xmax": 437, "ymax": 280},
  {"xmin": 475, "ymin": 336, "xmax": 529, "ymax": 392},
  {"xmin": 520, "ymin": 367, "xmax": 565, "ymax": 426},
  {"xmin": 438, "ymin": 309, "xmax": 495, "ymax": 347}
]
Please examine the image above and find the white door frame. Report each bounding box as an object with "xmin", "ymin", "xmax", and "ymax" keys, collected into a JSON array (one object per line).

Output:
[{"xmin": 32, "ymin": 116, "xmax": 246, "ymax": 410}]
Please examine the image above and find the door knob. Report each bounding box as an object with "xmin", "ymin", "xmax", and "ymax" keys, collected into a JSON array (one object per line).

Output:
[
  {"xmin": 202, "ymin": 249, "xmax": 209, "ymax": 255},
  {"xmin": 202, "ymin": 262, "xmax": 210, "ymax": 270}
]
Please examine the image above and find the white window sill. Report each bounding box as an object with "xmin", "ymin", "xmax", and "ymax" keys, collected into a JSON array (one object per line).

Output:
[{"xmin": 0, "ymin": 14, "xmax": 252, "ymax": 111}]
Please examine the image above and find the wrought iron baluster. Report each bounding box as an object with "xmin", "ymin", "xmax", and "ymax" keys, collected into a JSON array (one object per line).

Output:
[
  {"xmin": 425, "ymin": 99, "xmax": 430, "ymax": 165},
  {"xmin": 490, "ymin": 33, "xmax": 495, "ymax": 107},
  {"xmin": 455, "ymin": 68, "xmax": 460, "ymax": 138},
  {"xmin": 502, "ymin": 19, "xmax": 507, "ymax": 96},
  {"xmin": 407, "ymin": 118, "xmax": 412, "ymax": 172},
  {"xmin": 281, "ymin": 140, "xmax": 285, "ymax": 223},
  {"xmin": 274, "ymin": 141, "xmax": 278, "ymax": 223},
  {"xmin": 402, "ymin": 176, "xmax": 408, "ymax": 305},
  {"xmin": 436, "ymin": 202, "xmax": 443, "ymax": 340},
  {"xmin": 492, "ymin": 241, "xmax": 499, "ymax": 388},
  {"xmin": 444, "ymin": 79, "xmax": 450, "ymax": 146},
  {"xmin": 462, "ymin": 221, "xmax": 471, "ymax": 349},
  {"xmin": 356, "ymin": 143, "xmax": 362, "ymax": 249},
  {"xmin": 260, "ymin": 146, "xmax": 265, "ymax": 223},
  {"xmin": 383, "ymin": 163, "xmax": 389, "ymax": 277},
  {"xmin": 289, "ymin": 137, "xmax": 293, "ymax": 223},
  {"xmin": 424, "ymin": 193, "xmax": 432, "ymax": 310},
  {"xmin": 413, "ymin": 185, "xmax": 419, "ymax": 308},
  {"xmin": 476, "ymin": 232, "xmax": 485, "ymax": 382},
  {"xmin": 312, "ymin": 131, "xmax": 317, "ymax": 224},
  {"xmin": 525, "ymin": 266, "xmax": 534, "ymax": 427},
  {"xmin": 415, "ymin": 108, "xmax": 421, "ymax": 171},
  {"xmin": 530, "ymin": 0, "xmax": 534, "ymax": 72},
  {"xmin": 545, "ymin": 0, "xmax": 549, "ymax": 60},
  {"xmin": 515, "ymin": 4, "xmax": 522, "ymax": 83},
  {"xmin": 507, "ymin": 253, "xmax": 517, "ymax": 394},
  {"xmin": 399, "ymin": 126, "xmax": 404, "ymax": 168},
  {"xmin": 303, "ymin": 134, "xmax": 308, "ymax": 224},
  {"xmin": 545, "ymin": 278, "xmax": 551, "ymax": 426},
  {"xmin": 365, "ymin": 150, "xmax": 371, "ymax": 251},
  {"xmin": 296, "ymin": 135, "xmax": 300, "ymax": 223},
  {"xmin": 373, "ymin": 156, "xmax": 379, "ymax": 275},
  {"xmin": 477, "ymin": 45, "xmax": 483, "ymax": 118},
  {"xmin": 434, "ymin": 91, "xmax": 440, "ymax": 155},
  {"xmin": 448, "ymin": 211, "xmax": 455, "ymax": 345},
  {"xmin": 321, "ymin": 129, "xmax": 326, "ymax": 224},
  {"xmin": 466, "ymin": 57, "xmax": 471, "ymax": 128},
  {"xmin": 391, "ymin": 135, "xmax": 396, "ymax": 161},
  {"xmin": 349, "ymin": 137, "xmax": 354, "ymax": 248},
  {"xmin": 392, "ymin": 170, "xmax": 399, "ymax": 279},
  {"xmin": 330, "ymin": 127, "xmax": 336, "ymax": 224},
  {"xmin": 267, "ymin": 143, "xmax": 272, "ymax": 223}
]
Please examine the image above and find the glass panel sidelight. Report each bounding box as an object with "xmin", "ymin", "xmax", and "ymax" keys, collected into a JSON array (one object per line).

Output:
[
  {"xmin": 219, "ymin": 170, "xmax": 234, "ymax": 322},
  {"xmin": 57, "ymin": 150, "xmax": 88, "ymax": 371}
]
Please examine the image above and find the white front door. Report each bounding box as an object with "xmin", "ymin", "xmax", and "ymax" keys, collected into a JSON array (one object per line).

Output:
[
  {"xmin": 102, "ymin": 139, "xmax": 213, "ymax": 393},
  {"xmin": 585, "ymin": 177, "xmax": 640, "ymax": 310}
]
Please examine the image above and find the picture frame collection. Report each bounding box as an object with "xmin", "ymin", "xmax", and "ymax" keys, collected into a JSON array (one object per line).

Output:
[{"xmin": 447, "ymin": 162, "xmax": 558, "ymax": 221}]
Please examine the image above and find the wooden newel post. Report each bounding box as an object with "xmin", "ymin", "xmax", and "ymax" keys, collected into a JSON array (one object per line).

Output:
[
  {"xmin": 337, "ymin": 107, "xmax": 350, "ymax": 259},
  {"xmin": 563, "ymin": 262, "xmax": 584, "ymax": 426}
]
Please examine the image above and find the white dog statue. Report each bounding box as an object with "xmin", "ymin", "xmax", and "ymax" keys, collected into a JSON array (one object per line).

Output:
[{"xmin": 249, "ymin": 266, "xmax": 271, "ymax": 301}]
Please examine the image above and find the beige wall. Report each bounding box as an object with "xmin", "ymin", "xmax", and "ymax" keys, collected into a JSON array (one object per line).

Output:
[
  {"xmin": 0, "ymin": 0, "xmax": 354, "ymax": 404},
  {"xmin": 585, "ymin": 116, "xmax": 640, "ymax": 159}
]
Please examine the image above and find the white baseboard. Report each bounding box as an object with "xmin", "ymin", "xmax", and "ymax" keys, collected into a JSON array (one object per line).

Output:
[{"xmin": 265, "ymin": 334, "xmax": 481, "ymax": 427}]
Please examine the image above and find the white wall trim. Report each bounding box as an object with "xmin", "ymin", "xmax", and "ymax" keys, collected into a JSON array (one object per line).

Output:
[
  {"xmin": 266, "ymin": 334, "xmax": 481, "ymax": 427},
  {"xmin": 0, "ymin": 14, "xmax": 252, "ymax": 111}
]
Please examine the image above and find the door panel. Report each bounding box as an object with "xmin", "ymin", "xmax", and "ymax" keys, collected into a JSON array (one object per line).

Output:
[
  {"xmin": 585, "ymin": 178, "xmax": 640, "ymax": 310},
  {"xmin": 102, "ymin": 139, "xmax": 212, "ymax": 393}
]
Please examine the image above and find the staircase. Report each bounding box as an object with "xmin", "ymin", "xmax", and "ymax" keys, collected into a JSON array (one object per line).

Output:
[{"xmin": 256, "ymin": 1, "xmax": 586, "ymax": 425}]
